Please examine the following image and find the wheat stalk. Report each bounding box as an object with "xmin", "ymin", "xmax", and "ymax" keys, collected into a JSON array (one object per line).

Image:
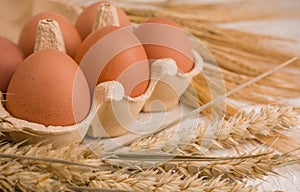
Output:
[
  {"xmin": 0, "ymin": 139, "xmax": 260, "ymax": 191},
  {"xmin": 162, "ymin": 150, "xmax": 285, "ymax": 181},
  {"xmin": 1, "ymin": 107, "xmax": 297, "ymax": 191},
  {"xmin": 0, "ymin": 140, "xmax": 104, "ymax": 187},
  {"xmin": 0, "ymin": 142, "xmax": 292, "ymax": 192},
  {"xmin": 104, "ymin": 149, "xmax": 292, "ymax": 185},
  {"xmin": 119, "ymin": 0, "xmax": 299, "ymax": 23},
  {"xmin": 195, "ymin": 105, "xmax": 299, "ymax": 150},
  {"xmin": 219, "ymin": 68, "xmax": 300, "ymax": 99},
  {"xmin": 0, "ymin": 135, "xmax": 296, "ymax": 191},
  {"xmin": 208, "ymin": 49, "xmax": 300, "ymax": 93},
  {"xmin": 0, "ymin": 157, "xmax": 256, "ymax": 192},
  {"xmin": 125, "ymin": 106, "xmax": 299, "ymax": 154}
]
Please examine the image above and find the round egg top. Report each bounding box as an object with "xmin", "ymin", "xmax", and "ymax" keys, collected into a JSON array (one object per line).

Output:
[
  {"xmin": 75, "ymin": 26, "xmax": 149, "ymax": 98},
  {"xmin": 6, "ymin": 50, "xmax": 91, "ymax": 126},
  {"xmin": 134, "ymin": 17, "xmax": 194, "ymax": 73}
]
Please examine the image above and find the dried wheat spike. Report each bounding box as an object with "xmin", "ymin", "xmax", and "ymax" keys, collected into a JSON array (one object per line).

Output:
[
  {"xmin": 0, "ymin": 140, "xmax": 258, "ymax": 191},
  {"xmin": 191, "ymin": 105, "xmax": 299, "ymax": 152},
  {"xmin": 0, "ymin": 140, "xmax": 104, "ymax": 187},
  {"xmin": 0, "ymin": 162, "xmax": 68, "ymax": 192},
  {"xmin": 88, "ymin": 169, "xmax": 257, "ymax": 192},
  {"xmin": 163, "ymin": 150, "xmax": 286, "ymax": 181},
  {"xmin": 105, "ymin": 149, "xmax": 288, "ymax": 182},
  {"xmin": 125, "ymin": 106, "xmax": 299, "ymax": 154}
]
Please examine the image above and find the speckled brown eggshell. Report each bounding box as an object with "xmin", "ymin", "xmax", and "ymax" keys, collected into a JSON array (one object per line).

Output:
[
  {"xmin": 75, "ymin": 26, "xmax": 149, "ymax": 98},
  {"xmin": 6, "ymin": 50, "xmax": 90, "ymax": 126},
  {"xmin": 134, "ymin": 17, "xmax": 194, "ymax": 73},
  {"xmin": 0, "ymin": 36, "xmax": 24, "ymax": 93},
  {"xmin": 18, "ymin": 12, "xmax": 81, "ymax": 58},
  {"xmin": 75, "ymin": 1, "xmax": 131, "ymax": 40}
]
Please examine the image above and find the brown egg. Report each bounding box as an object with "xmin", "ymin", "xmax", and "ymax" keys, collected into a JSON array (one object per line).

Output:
[
  {"xmin": 6, "ymin": 50, "xmax": 90, "ymax": 126},
  {"xmin": 0, "ymin": 36, "xmax": 24, "ymax": 93},
  {"xmin": 134, "ymin": 17, "xmax": 194, "ymax": 73},
  {"xmin": 18, "ymin": 12, "xmax": 81, "ymax": 58},
  {"xmin": 75, "ymin": 26, "xmax": 149, "ymax": 98},
  {"xmin": 75, "ymin": 1, "xmax": 131, "ymax": 40}
]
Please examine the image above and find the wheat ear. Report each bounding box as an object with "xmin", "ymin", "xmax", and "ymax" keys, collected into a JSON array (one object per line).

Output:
[{"xmin": 125, "ymin": 106, "xmax": 299, "ymax": 154}]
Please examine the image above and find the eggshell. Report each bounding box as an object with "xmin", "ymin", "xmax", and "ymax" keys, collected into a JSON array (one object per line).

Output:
[
  {"xmin": 75, "ymin": 26, "xmax": 149, "ymax": 98},
  {"xmin": 75, "ymin": 1, "xmax": 131, "ymax": 40},
  {"xmin": 6, "ymin": 50, "xmax": 90, "ymax": 126},
  {"xmin": 0, "ymin": 36, "xmax": 24, "ymax": 93},
  {"xmin": 18, "ymin": 12, "xmax": 81, "ymax": 58},
  {"xmin": 134, "ymin": 17, "xmax": 194, "ymax": 73}
]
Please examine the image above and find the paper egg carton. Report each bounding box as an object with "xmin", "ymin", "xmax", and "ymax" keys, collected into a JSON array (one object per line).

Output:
[
  {"xmin": 0, "ymin": 51, "xmax": 202, "ymax": 146},
  {"xmin": 0, "ymin": 81, "xmax": 119, "ymax": 147},
  {"xmin": 87, "ymin": 49, "xmax": 203, "ymax": 138}
]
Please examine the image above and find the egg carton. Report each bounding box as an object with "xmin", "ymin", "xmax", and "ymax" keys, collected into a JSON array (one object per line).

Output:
[
  {"xmin": 0, "ymin": 49, "xmax": 202, "ymax": 146},
  {"xmin": 87, "ymin": 49, "xmax": 203, "ymax": 138},
  {"xmin": 0, "ymin": 81, "xmax": 120, "ymax": 147}
]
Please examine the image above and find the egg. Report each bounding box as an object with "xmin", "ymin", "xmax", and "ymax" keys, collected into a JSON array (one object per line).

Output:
[
  {"xmin": 75, "ymin": 1, "xmax": 131, "ymax": 40},
  {"xmin": 134, "ymin": 17, "xmax": 194, "ymax": 73},
  {"xmin": 0, "ymin": 36, "xmax": 24, "ymax": 93},
  {"xmin": 6, "ymin": 50, "xmax": 90, "ymax": 126},
  {"xmin": 18, "ymin": 12, "xmax": 81, "ymax": 58},
  {"xmin": 75, "ymin": 26, "xmax": 149, "ymax": 98}
]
